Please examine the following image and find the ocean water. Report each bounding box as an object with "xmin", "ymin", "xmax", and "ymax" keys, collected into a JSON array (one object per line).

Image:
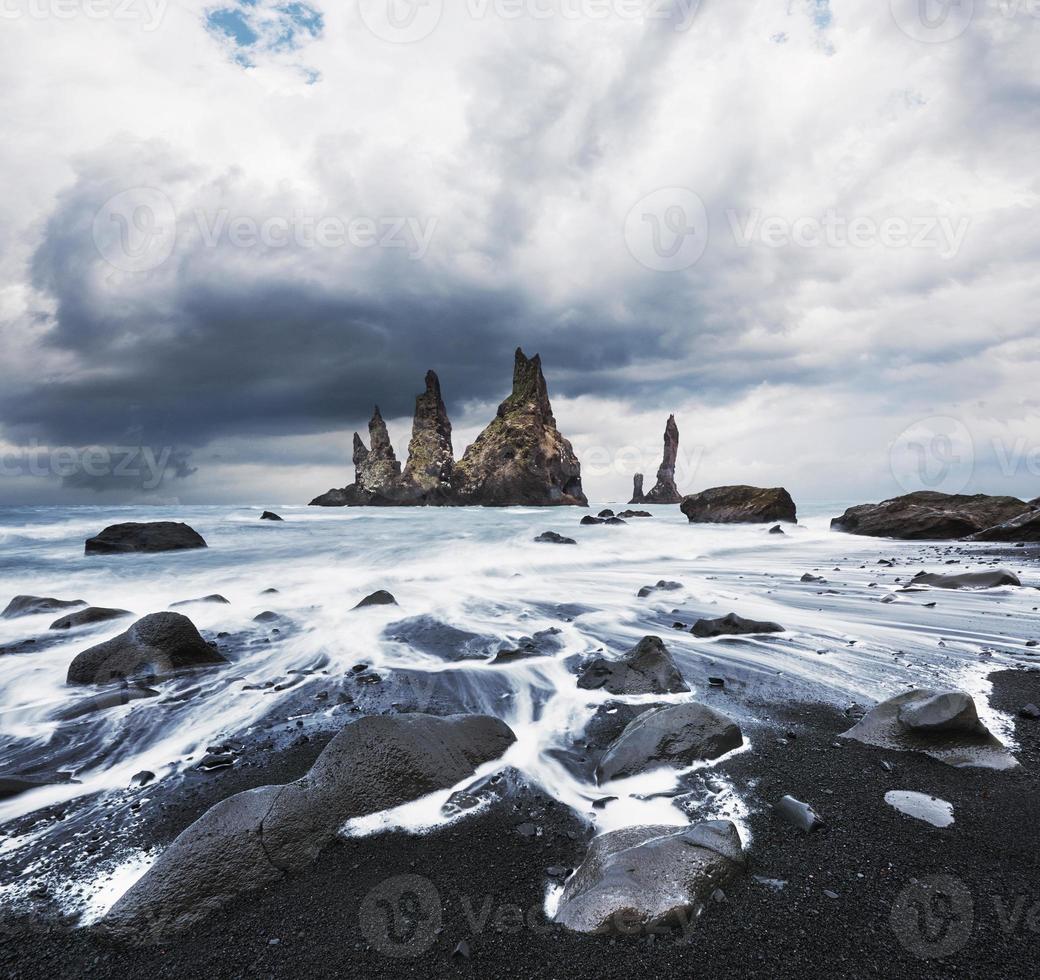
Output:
[{"xmin": 0, "ymin": 503, "xmax": 1036, "ymax": 918}]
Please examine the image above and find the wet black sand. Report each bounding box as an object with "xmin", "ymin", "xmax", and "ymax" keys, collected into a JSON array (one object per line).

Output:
[{"xmin": 4, "ymin": 666, "xmax": 1039, "ymax": 980}]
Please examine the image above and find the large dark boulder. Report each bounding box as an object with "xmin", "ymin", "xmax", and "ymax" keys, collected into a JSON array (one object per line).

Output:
[
  {"xmin": 831, "ymin": 491, "xmax": 1027, "ymax": 540},
  {"xmin": 840, "ymin": 688, "xmax": 1017, "ymax": 769},
  {"xmin": 85, "ymin": 522, "xmax": 207, "ymax": 555},
  {"xmin": 66, "ymin": 612, "xmax": 227, "ymax": 685},
  {"xmin": 102, "ymin": 713, "xmax": 516, "ymax": 942},
  {"xmin": 451, "ymin": 349, "xmax": 587, "ymax": 507},
  {"xmin": 576, "ymin": 636, "xmax": 689, "ymax": 696},
  {"xmin": 50, "ymin": 607, "xmax": 133, "ymax": 631},
  {"xmin": 2, "ymin": 595, "xmax": 86, "ymax": 619},
  {"xmin": 681, "ymin": 486, "xmax": 796, "ymax": 524},
  {"xmin": 597, "ymin": 703, "xmax": 743, "ymax": 782},
  {"xmin": 691, "ymin": 613, "xmax": 785, "ymax": 638},
  {"xmin": 554, "ymin": 821, "xmax": 744, "ymax": 934},
  {"xmin": 910, "ymin": 569, "xmax": 1020, "ymax": 589}
]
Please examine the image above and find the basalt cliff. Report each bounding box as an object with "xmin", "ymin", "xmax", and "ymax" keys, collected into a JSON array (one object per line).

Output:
[{"xmin": 310, "ymin": 349, "xmax": 587, "ymax": 508}]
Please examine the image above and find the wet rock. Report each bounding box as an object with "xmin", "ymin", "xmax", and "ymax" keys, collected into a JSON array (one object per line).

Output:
[
  {"xmin": 831, "ymin": 492, "xmax": 1027, "ymax": 540},
  {"xmin": 451, "ymin": 349, "xmax": 587, "ymax": 507},
  {"xmin": 252, "ymin": 611, "xmax": 282, "ymax": 624},
  {"xmin": 103, "ymin": 713, "xmax": 516, "ymax": 942},
  {"xmin": 260, "ymin": 512, "xmax": 284, "ymax": 522},
  {"xmin": 1018, "ymin": 704, "xmax": 1040, "ymax": 720},
  {"xmin": 769, "ymin": 525, "xmax": 785, "ymax": 535},
  {"xmin": 170, "ymin": 595, "xmax": 231, "ymax": 608},
  {"xmin": 639, "ymin": 415, "xmax": 683, "ymax": 505},
  {"xmin": 0, "ymin": 775, "xmax": 54, "ymax": 800},
  {"xmin": 66, "ymin": 612, "xmax": 227, "ymax": 686},
  {"xmin": 884, "ymin": 790, "xmax": 954, "ymax": 828},
  {"xmin": 691, "ymin": 613, "xmax": 785, "ymax": 638},
  {"xmin": 2, "ymin": 595, "xmax": 87, "ymax": 619},
  {"xmin": 681, "ymin": 486, "xmax": 797, "ymax": 524},
  {"xmin": 618, "ymin": 510, "xmax": 652, "ymax": 519},
  {"xmin": 801, "ymin": 573, "xmax": 827, "ymax": 583},
  {"xmin": 490, "ymin": 627, "xmax": 563, "ymax": 664},
  {"xmin": 597, "ymin": 703, "xmax": 743, "ymax": 782},
  {"xmin": 554, "ymin": 821, "xmax": 744, "ymax": 934},
  {"xmin": 775, "ymin": 795, "xmax": 824, "ymax": 831},
  {"xmin": 354, "ymin": 590, "xmax": 398, "ymax": 609},
  {"xmin": 637, "ymin": 580, "xmax": 682, "ymax": 598},
  {"xmin": 385, "ymin": 615, "xmax": 496, "ymax": 661},
  {"xmin": 580, "ymin": 516, "xmax": 605, "ymax": 526},
  {"xmin": 56, "ymin": 684, "xmax": 160, "ymax": 720},
  {"xmin": 598, "ymin": 509, "xmax": 615, "ymax": 518},
  {"xmin": 910, "ymin": 569, "xmax": 1020, "ymax": 590},
  {"xmin": 49, "ymin": 607, "xmax": 133, "ymax": 630},
  {"xmin": 970, "ymin": 504, "xmax": 1040, "ymax": 542},
  {"xmin": 576, "ymin": 636, "xmax": 689, "ymax": 696},
  {"xmin": 603, "ymin": 517, "xmax": 627, "ymax": 526},
  {"xmin": 840, "ymin": 688, "xmax": 1017, "ymax": 769},
  {"xmin": 629, "ymin": 473, "xmax": 646, "ymax": 505},
  {"xmin": 131, "ymin": 771, "xmax": 155, "ymax": 787},
  {"xmin": 85, "ymin": 522, "xmax": 207, "ymax": 555},
  {"xmin": 535, "ymin": 531, "xmax": 577, "ymax": 545}
]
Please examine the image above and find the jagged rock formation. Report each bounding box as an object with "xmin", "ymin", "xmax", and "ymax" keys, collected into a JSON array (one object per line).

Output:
[
  {"xmin": 640, "ymin": 415, "xmax": 682, "ymax": 504},
  {"xmin": 451, "ymin": 349, "xmax": 587, "ymax": 506},
  {"xmin": 832, "ymin": 491, "xmax": 1027, "ymax": 540},
  {"xmin": 313, "ymin": 349, "xmax": 587, "ymax": 508},
  {"xmin": 402, "ymin": 371, "xmax": 455, "ymax": 495},
  {"xmin": 629, "ymin": 474, "xmax": 645, "ymax": 505}
]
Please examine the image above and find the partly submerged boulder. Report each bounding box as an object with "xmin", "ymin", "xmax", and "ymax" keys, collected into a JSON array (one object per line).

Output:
[
  {"xmin": 535, "ymin": 531, "xmax": 577, "ymax": 545},
  {"xmin": 554, "ymin": 821, "xmax": 744, "ymax": 935},
  {"xmin": 260, "ymin": 511, "xmax": 284, "ymax": 521},
  {"xmin": 354, "ymin": 590, "xmax": 398, "ymax": 609},
  {"xmin": 66, "ymin": 612, "xmax": 227, "ymax": 685},
  {"xmin": 103, "ymin": 713, "xmax": 516, "ymax": 942},
  {"xmin": 681, "ymin": 486, "xmax": 796, "ymax": 524},
  {"xmin": 691, "ymin": 613, "xmax": 785, "ymax": 638},
  {"xmin": 910, "ymin": 569, "xmax": 1021, "ymax": 590},
  {"xmin": 451, "ymin": 348, "xmax": 587, "ymax": 507},
  {"xmin": 85, "ymin": 523, "xmax": 207, "ymax": 555},
  {"xmin": 2, "ymin": 595, "xmax": 86, "ymax": 619},
  {"xmin": 577, "ymin": 636, "xmax": 689, "ymax": 696},
  {"xmin": 831, "ymin": 492, "xmax": 1027, "ymax": 540},
  {"xmin": 840, "ymin": 688, "xmax": 1017, "ymax": 769},
  {"xmin": 49, "ymin": 607, "xmax": 133, "ymax": 631},
  {"xmin": 597, "ymin": 703, "xmax": 743, "ymax": 783}
]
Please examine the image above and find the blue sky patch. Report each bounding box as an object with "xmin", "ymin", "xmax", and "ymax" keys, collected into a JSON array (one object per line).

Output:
[{"xmin": 206, "ymin": 1, "xmax": 324, "ymax": 68}]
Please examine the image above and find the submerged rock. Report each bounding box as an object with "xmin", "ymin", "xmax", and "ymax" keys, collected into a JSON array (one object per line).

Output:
[
  {"xmin": 169, "ymin": 595, "xmax": 231, "ymax": 608},
  {"xmin": 354, "ymin": 590, "xmax": 398, "ymax": 609},
  {"xmin": 640, "ymin": 415, "xmax": 683, "ymax": 505},
  {"xmin": 2, "ymin": 595, "xmax": 87, "ymax": 619},
  {"xmin": 535, "ymin": 531, "xmax": 577, "ymax": 545},
  {"xmin": 85, "ymin": 522, "xmax": 207, "ymax": 555},
  {"xmin": 49, "ymin": 607, "xmax": 133, "ymax": 631},
  {"xmin": 597, "ymin": 703, "xmax": 743, "ymax": 782},
  {"xmin": 831, "ymin": 491, "xmax": 1027, "ymax": 540},
  {"xmin": 66, "ymin": 612, "xmax": 227, "ymax": 686},
  {"xmin": 910, "ymin": 569, "xmax": 1020, "ymax": 590},
  {"xmin": 576, "ymin": 636, "xmax": 689, "ymax": 696},
  {"xmin": 618, "ymin": 509, "xmax": 652, "ymax": 519},
  {"xmin": 451, "ymin": 349, "xmax": 587, "ymax": 507},
  {"xmin": 681, "ymin": 486, "xmax": 797, "ymax": 524},
  {"xmin": 691, "ymin": 613, "xmax": 785, "ymax": 638},
  {"xmin": 637, "ymin": 580, "xmax": 683, "ymax": 598},
  {"xmin": 103, "ymin": 714, "xmax": 516, "ymax": 942},
  {"xmin": 554, "ymin": 821, "xmax": 744, "ymax": 935},
  {"xmin": 840, "ymin": 688, "xmax": 1017, "ymax": 769},
  {"xmin": 260, "ymin": 511, "xmax": 284, "ymax": 521}
]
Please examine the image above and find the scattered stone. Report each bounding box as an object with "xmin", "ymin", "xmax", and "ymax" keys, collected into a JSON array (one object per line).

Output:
[
  {"xmin": 637, "ymin": 581, "xmax": 682, "ymax": 598},
  {"xmin": 597, "ymin": 702, "xmax": 742, "ymax": 782},
  {"xmin": 131, "ymin": 771, "xmax": 155, "ymax": 787},
  {"xmin": 85, "ymin": 522, "xmax": 207, "ymax": 555},
  {"xmin": 535, "ymin": 531, "xmax": 577, "ymax": 545},
  {"xmin": 260, "ymin": 512, "xmax": 284, "ymax": 522},
  {"xmin": 1019, "ymin": 704, "xmax": 1040, "ymax": 720},
  {"xmin": 66, "ymin": 612, "xmax": 228, "ymax": 686},
  {"xmin": 2, "ymin": 595, "xmax": 87, "ymax": 619},
  {"xmin": 49, "ymin": 607, "xmax": 133, "ymax": 630},
  {"xmin": 884, "ymin": 790, "xmax": 954, "ymax": 828},
  {"xmin": 801, "ymin": 574, "xmax": 826, "ymax": 583},
  {"xmin": 170, "ymin": 595, "xmax": 231, "ymax": 608},
  {"xmin": 691, "ymin": 613, "xmax": 785, "ymax": 638},
  {"xmin": 354, "ymin": 591, "xmax": 398, "ymax": 609},
  {"xmin": 553, "ymin": 821, "xmax": 745, "ymax": 934},
  {"xmin": 910, "ymin": 569, "xmax": 1020, "ymax": 590},
  {"xmin": 775, "ymin": 795, "xmax": 824, "ymax": 831},
  {"xmin": 576, "ymin": 636, "xmax": 689, "ymax": 696}
]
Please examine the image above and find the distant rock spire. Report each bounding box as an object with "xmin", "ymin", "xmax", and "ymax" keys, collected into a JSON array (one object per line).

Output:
[
  {"xmin": 639, "ymin": 416, "xmax": 683, "ymax": 505},
  {"xmin": 630, "ymin": 473, "xmax": 645, "ymax": 505},
  {"xmin": 403, "ymin": 371, "xmax": 455, "ymax": 493}
]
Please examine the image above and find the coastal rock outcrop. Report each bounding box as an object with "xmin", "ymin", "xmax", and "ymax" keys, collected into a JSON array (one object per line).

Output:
[
  {"xmin": 831, "ymin": 492, "xmax": 1027, "ymax": 540},
  {"xmin": 85, "ymin": 522, "xmax": 207, "ymax": 555},
  {"xmin": 681, "ymin": 486, "xmax": 797, "ymax": 524},
  {"xmin": 577, "ymin": 636, "xmax": 689, "ymax": 695},
  {"xmin": 102, "ymin": 714, "xmax": 516, "ymax": 942},
  {"xmin": 639, "ymin": 415, "xmax": 683, "ymax": 505},
  {"xmin": 840, "ymin": 688, "xmax": 1017, "ymax": 769},
  {"xmin": 596, "ymin": 703, "xmax": 743, "ymax": 782},
  {"xmin": 451, "ymin": 349, "xmax": 587, "ymax": 506},
  {"xmin": 629, "ymin": 474, "xmax": 645, "ymax": 505},
  {"xmin": 66, "ymin": 612, "xmax": 227, "ymax": 685},
  {"xmin": 554, "ymin": 821, "xmax": 745, "ymax": 935},
  {"xmin": 969, "ymin": 500, "xmax": 1040, "ymax": 542},
  {"xmin": 310, "ymin": 352, "xmax": 586, "ymax": 508}
]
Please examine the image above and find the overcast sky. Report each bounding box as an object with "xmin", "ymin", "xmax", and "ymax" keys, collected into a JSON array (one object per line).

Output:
[{"xmin": 1, "ymin": 0, "xmax": 1038, "ymax": 506}]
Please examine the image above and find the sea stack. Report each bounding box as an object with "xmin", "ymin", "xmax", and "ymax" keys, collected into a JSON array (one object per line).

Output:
[
  {"xmin": 401, "ymin": 371, "xmax": 454, "ymax": 498},
  {"xmin": 639, "ymin": 415, "xmax": 683, "ymax": 505},
  {"xmin": 452, "ymin": 349, "xmax": 587, "ymax": 506}
]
